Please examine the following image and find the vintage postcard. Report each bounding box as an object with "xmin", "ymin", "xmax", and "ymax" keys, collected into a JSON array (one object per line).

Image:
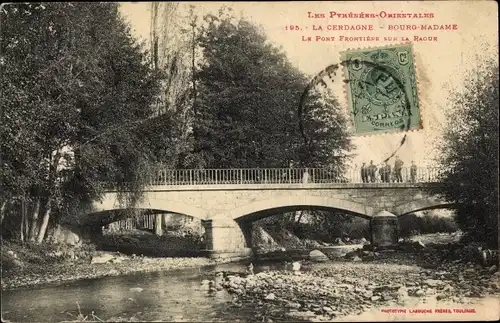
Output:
[{"xmin": 1, "ymin": 1, "xmax": 498, "ymax": 323}]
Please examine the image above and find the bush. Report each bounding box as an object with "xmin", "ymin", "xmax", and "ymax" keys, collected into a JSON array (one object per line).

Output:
[
  {"xmin": 99, "ymin": 230, "xmax": 204, "ymax": 257},
  {"xmin": 254, "ymin": 211, "xmax": 370, "ymax": 243},
  {"xmin": 399, "ymin": 213, "xmax": 458, "ymax": 238},
  {"xmin": 431, "ymin": 57, "xmax": 498, "ymax": 248}
]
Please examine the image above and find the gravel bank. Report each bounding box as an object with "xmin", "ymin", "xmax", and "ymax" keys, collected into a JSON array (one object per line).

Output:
[{"xmin": 217, "ymin": 248, "xmax": 500, "ymax": 322}]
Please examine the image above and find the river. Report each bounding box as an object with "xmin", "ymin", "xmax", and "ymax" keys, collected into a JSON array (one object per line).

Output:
[
  {"xmin": 3, "ymin": 258, "xmax": 499, "ymax": 322},
  {"xmin": 1, "ymin": 261, "xmax": 284, "ymax": 323}
]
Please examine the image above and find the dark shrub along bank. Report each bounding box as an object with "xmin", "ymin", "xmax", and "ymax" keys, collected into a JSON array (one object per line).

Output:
[{"xmin": 399, "ymin": 213, "xmax": 458, "ymax": 238}]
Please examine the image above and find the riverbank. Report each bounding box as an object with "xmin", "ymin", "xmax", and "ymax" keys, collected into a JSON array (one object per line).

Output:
[
  {"xmin": 2, "ymin": 235, "xmax": 499, "ymax": 322},
  {"xmin": 0, "ymin": 231, "xmax": 481, "ymax": 292},
  {"xmin": 217, "ymin": 242, "xmax": 500, "ymax": 322},
  {"xmin": 1, "ymin": 240, "xmax": 240, "ymax": 291},
  {"xmin": 0, "ymin": 224, "xmax": 346, "ymax": 291}
]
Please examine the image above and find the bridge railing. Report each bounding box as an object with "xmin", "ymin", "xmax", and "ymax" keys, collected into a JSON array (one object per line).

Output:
[{"xmin": 148, "ymin": 167, "xmax": 442, "ymax": 186}]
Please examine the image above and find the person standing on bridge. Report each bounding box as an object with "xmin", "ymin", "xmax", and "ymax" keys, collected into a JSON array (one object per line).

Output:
[
  {"xmin": 380, "ymin": 161, "xmax": 386, "ymax": 182},
  {"xmin": 394, "ymin": 156, "xmax": 404, "ymax": 182},
  {"xmin": 302, "ymin": 168, "xmax": 310, "ymax": 184},
  {"xmin": 361, "ymin": 162, "xmax": 368, "ymax": 183},
  {"xmin": 368, "ymin": 161, "xmax": 377, "ymax": 182},
  {"xmin": 410, "ymin": 160, "xmax": 417, "ymax": 183},
  {"xmin": 382, "ymin": 161, "xmax": 392, "ymax": 183}
]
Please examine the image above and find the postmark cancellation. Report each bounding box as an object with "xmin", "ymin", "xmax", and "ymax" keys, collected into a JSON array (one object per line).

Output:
[{"xmin": 341, "ymin": 43, "xmax": 422, "ymax": 136}]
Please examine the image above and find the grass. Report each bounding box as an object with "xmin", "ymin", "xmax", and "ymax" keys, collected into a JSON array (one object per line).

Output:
[
  {"xmin": 62, "ymin": 302, "xmax": 142, "ymax": 322},
  {"xmin": 63, "ymin": 303, "xmax": 103, "ymax": 322}
]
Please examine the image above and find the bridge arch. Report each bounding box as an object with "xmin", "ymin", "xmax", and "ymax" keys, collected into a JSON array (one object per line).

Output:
[
  {"xmin": 393, "ymin": 198, "xmax": 455, "ymax": 216},
  {"xmin": 222, "ymin": 195, "xmax": 375, "ymax": 223},
  {"xmin": 87, "ymin": 196, "xmax": 208, "ymax": 222}
]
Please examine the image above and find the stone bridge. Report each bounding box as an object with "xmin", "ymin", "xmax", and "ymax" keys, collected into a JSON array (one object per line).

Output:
[
  {"xmin": 88, "ymin": 183, "xmax": 449, "ymax": 221},
  {"xmin": 81, "ymin": 173, "xmax": 452, "ymax": 258}
]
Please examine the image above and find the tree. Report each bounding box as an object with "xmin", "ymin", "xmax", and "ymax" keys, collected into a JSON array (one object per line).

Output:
[
  {"xmin": 432, "ymin": 57, "xmax": 499, "ymax": 248},
  {"xmin": 0, "ymin": 3, "xmax": 165, "ymax": 243},
  {"xmin": 149, "ymin": 3, "xmax": 199, "ymax": 168},
  {"xmin": 299, "ymin": 86, "xmax": 354, "ymax": 170},
  {"xmin": 190, "ymin": 9, "xmax": 352, "ymax": 170}
]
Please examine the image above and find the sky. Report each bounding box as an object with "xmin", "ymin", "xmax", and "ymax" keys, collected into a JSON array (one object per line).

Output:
[{"xmin": 119, "ymin": 1, "xmax": 498, "ymax": 169}]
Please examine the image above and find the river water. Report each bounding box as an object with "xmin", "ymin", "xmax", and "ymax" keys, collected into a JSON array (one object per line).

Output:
[
  {"xmin": 1, "ymin": 261, "xmax": 284, "ymax": 323},
  {"xmin": 3, "ymin": 260, "xmax": 499, "ymax": 322}
]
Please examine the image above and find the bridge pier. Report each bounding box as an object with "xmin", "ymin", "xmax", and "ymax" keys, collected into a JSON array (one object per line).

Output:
[
  {"xmin": 201, "ymin": 219, "xmax": 252, "ymax": 261},
  {"xmin": 240, "ymin": 223, "xmax": 253, "ymax": 249},
  {"xmin": 370, "ymin": 210, "xmax": 399, "ymax": 248},
  {"xmin": 154, "ymin": 214, "xmax": 163, "ymax": 236}
]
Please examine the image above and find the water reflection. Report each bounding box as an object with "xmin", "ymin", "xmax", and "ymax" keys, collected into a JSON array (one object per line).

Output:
[{"xmin": 1, "ymin": 262, "xmax": 284, "ymax": 322}]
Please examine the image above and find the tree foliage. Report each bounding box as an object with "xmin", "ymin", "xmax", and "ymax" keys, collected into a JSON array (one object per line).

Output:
[
  {"xmin": 398, "ymin": 213, "xmax": 458, "ymax": 238},
  {"xmin": 432, "ymin": 57, "xmax": 499, "ymax": 248},
  {"xmin": 299, "ymin": 87, "xmax": 353, "ymax": 170},
  {"xmin": 257, "ymin": 211, "xmax": 370, "ymax": 242},
  {"xmin": 0, "ymin": 3, "xmax": 165, "ymax": 242},
  {"xmin": 1, "ymin": 4, "xmax": 355, "ymax": 244},
  {"xmin": 188, "ymin": 9, "xmax": 353, "ymax": 169}
]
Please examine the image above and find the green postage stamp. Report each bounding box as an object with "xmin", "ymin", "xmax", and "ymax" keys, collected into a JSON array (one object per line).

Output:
[{"xmin": 341, "ymin": 44, "xmax": 422, "ymax": 135}]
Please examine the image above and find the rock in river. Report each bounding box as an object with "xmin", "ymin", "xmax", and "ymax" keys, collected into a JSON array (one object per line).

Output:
[
  {"xmin": 396, "ymin": 286, "xmax": 408, "ymax": 298},
  {"xmin": 91, "ymin": 253, "xmax": 115, "ymax": 264},
  {"xmin": 265, "ymin": 293, "xmax": 276, "ymax": 300},
  {"xmin": 286, "ymin": 311, "xmax": 316, "ymax": 320},
  {"xmin": 129, "ymin": 287, "xmax": 143, "ymax": 293},
  {"xmin": 285, "ymin": 301, "xmax": 301, "ymax": 309},
  {"xmin": 415, "ymin": 289, "xmax": 425, "ymax": 297},
  {"xmin": 425, "ymin": 288, "xmax": 436, "ymax": 295},
  {"xmin": 423, "ymin": 279, "xmax": 444, "ymax": 287},
  {"xmin": 309, "ymin": 250, "xmax": 329, "ymax": 262}
]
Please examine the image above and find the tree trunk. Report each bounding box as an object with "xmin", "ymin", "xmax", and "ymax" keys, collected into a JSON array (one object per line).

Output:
[
  {"xmin": 36, "ymin": 198, "xmax": 52, "ymax": 244},
  {"xmin": 35, "ymin": 149, "xmax": 61, "ymax": 244},
  {"xmin": 29, "ymin": 198, "xmax": 41, "ymax": 241},
  {"xmin": 296, "ymin": 210, "xmax": 305, "ymax": 223},
  {"xmin": 0, "ymin": 201, "xmax": 7, "ymax": 225},
  {"xmin": 20, "ymin": 202, "xmax": 25, "ymax": 242},
  {"xmin": 23, "ymin": 200, "xmax": 30, "ymax": 240},
  {"xmin": 191, "ymin": 14, "xmax": 197, "ymax": 118}
]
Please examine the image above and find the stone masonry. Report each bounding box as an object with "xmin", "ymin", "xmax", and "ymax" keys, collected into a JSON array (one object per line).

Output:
[{"xmin": 83, "ymin": 183, "xmax": 451, "ymax": 258}]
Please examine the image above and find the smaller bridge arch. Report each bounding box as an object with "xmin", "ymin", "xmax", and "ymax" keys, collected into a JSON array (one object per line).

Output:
[
  {"xmin": 393, "ymin": 197, "xmax": 455, "ymax": 216},
  {"xmin": 87, "ymin": 194, "xmax": 208, "ymax": 222}
]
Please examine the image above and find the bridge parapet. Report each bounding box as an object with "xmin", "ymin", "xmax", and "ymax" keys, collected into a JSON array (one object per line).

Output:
[
  {"xmin": 103, "ymin": 182, "xmax": 440, "ymax": 193},
  {"xmin": 142, "ymin": 167, "xmax": 442, "ymax": 186}
]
